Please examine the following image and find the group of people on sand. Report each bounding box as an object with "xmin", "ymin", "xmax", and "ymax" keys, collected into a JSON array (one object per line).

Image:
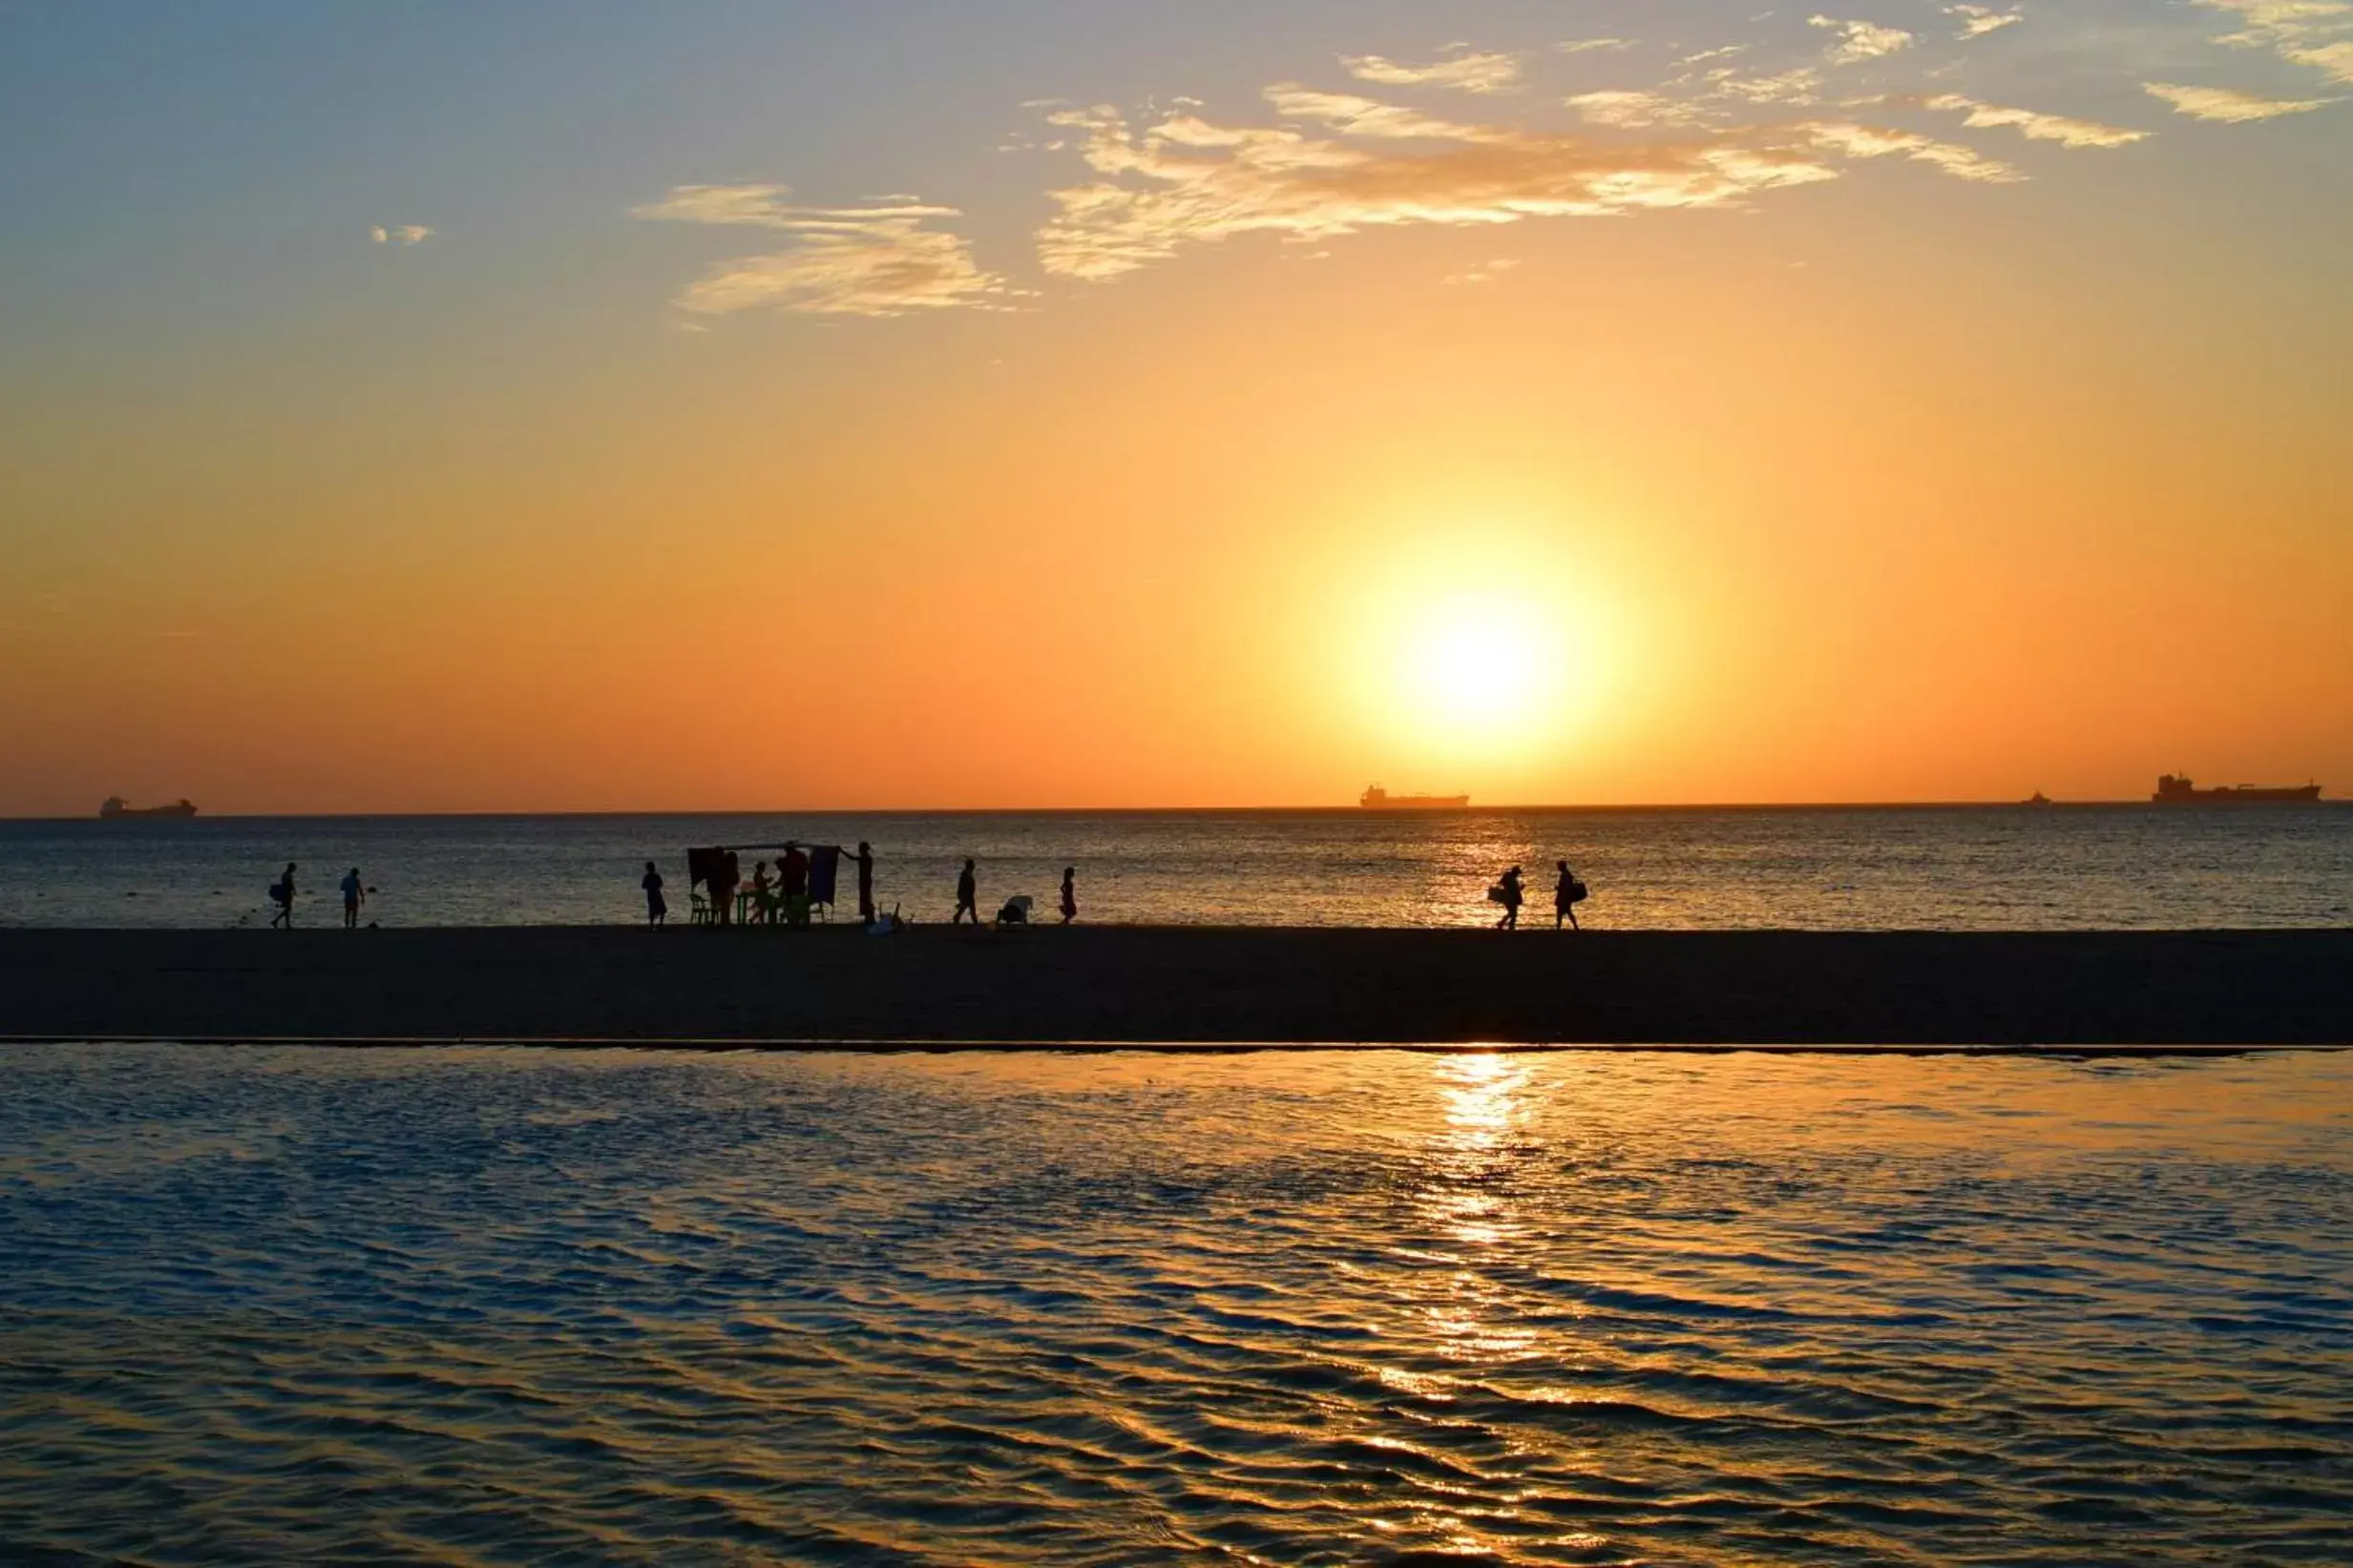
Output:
[
  {"xmin": 641, "ymin": 849, "xmax": 1080, "ymax": 930},
  {"xmin": 949, "ymin": 860, "xmax": 1081, "ymax": 927},
  {"xmin": 641, "ymin": 840, "xmax": 879, "ymax": 930},
  {"xmin": 263, "ymin": 863, "xmax": 371, "ymax": 929},
  {"xmin": 1489, "ymin": 860, "xmax": 1588, "ymax": 931}
]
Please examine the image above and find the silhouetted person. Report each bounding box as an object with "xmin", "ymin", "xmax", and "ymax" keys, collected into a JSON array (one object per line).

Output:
[
  {"xmin": 1060, "ymin": 867, "xmax": 1078, "ymax": 925},
  {"xmin": 780, "ymin": 842, "xmax": 811, "ymax": 925},
  {"xmin": 851, "ymin": 841, "xmax": 875, "ymax": 925},
  {"xmin": 340, "ymin": 867, "xmax": 365, "ymax": 929},
  {"xmin": 270, "ymin": 863, "xmax": 298, "ymax": 929},
  {"xmin": 1554, "ymin": 860, "xmax": 1584, "ymax": 931},
  {"xmin": 642, "ymin": 861, "xmax": 667, "ymax": 928},
  {"xmin": 750, "ymin": 859, "xmax": 774, "ymax": 923},
  {"xmin": 953, "ymin": 858, "xmax": 979, "ymax": 924},
  {"xmin": 717, "ymin": 849, "xmax": 741, "ymax": 926},
  {"xmin": 1495, "ymin": 866, "xmax": 1524, "ymax": 930}
]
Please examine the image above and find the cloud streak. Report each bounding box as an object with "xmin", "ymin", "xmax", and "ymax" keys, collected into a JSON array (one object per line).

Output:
[
  {"xmin": 371, "ymin": 224, "xmax": 433, "ymax": 244},
  {"xmin": 1343, "ymin": 50, "xmax": 1523, "ymax": 94},
  {"xmin": 1945, "ymin": 5, "xmax": 2026, "ymax": 39},
  {"xmin": 635, "ymin": 185, "xmax": 1010, "ymax": 317},
  {"xmin": 1034, "ymin": 96, "xmax": 1859, "ymax": 282},
  {"xmin": 2142, "ymin": 80, "xmax": 2334, "ymax": 118},
  {"xmin": 1030, "ymin": 83, "xmax": 2049, "ymax": 284},
  {"xmin": 2195, "ymin": 0, "xmax": 2353, "ymax": 82},
  {"xmin": 1924, "ymin": 94, "xmax": 2151, "ymax": 147},
  {"xmin": 1810, "ymin": 15, "xmax": 1918, "ymax": 64}
]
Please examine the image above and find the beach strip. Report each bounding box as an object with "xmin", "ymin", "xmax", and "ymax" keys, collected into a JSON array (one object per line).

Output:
[{"xmin": 2, "ymin": 927, "xmax": 2346, "ymax": 1048}]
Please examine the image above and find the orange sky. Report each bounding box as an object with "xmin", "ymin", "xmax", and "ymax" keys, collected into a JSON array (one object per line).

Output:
[{"xmin": 3, "ymin": 5, "xmax": 2349, "ymax": 813}]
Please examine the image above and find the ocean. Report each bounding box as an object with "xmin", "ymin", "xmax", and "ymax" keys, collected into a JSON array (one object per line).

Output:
[
  {"xmin": 2, "ymin": 805, "xmax": 2348, "ymax": 930},
  {"xmin": 1, "ymin": 1045, "xmax": 2346, "ymax": 1564}
]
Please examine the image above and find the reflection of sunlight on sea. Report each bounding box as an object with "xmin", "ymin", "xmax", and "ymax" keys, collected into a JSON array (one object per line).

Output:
[{"xmin": 1, "ymin": 1044, "xmax": 2349, "ymax": 1564}]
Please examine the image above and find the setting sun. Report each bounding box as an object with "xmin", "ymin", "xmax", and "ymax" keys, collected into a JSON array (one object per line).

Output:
[{"xmin": 1397, "ymin": 598, "xmax": 1563, "ymax": 740}]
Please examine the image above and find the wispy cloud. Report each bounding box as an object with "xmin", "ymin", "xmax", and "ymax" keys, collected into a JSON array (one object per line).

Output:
[
  {"xmin": 2195, "ymin": 0, "xmax": 2353, "ymax": 82},
  {"xmin": 1343, "ymin": 49, "xmax": 1523, "ymax": 94},
  {"xmin": 2197, "ymin": 0, "xmax": 2349, "ymax": 48},
  {"xmin": 1810, "ymin": 14, "xmax": 1918, "ymax": 63},
  {"xmin": 1803, "ymin": 121, "xmax": 2024, "ymax": 180},
  {"xmin": 1707, "ymin": 66, "xmax": 1828, "ymax": 105},
  {"xmin": 1924, "ymin": 94, "xmax": 2151, "ymax": 146},
  {"xmin": 1558, "ymin": 38, "xmax": 1636, "ymax": 54},
  {"xmin": 2141, "ymin": 80, "xmax": 2335, "ymax": 118},
  {"xmin": 370, "ymin": 224, "xmax": 433, "ymax": 244},
  {"xmin": 1705, "ymin": 65, "xmax": 1828, "ymax": 105},
  {"xmin": 1442, "ymin": 257, "xmax": 1523, "ymax": 285},
  {"xmin": 1945, "ymin": 4, "xmax": 2025, "ymax": 39},
  {"xmin": 634, "ymin": 185, "xmax": 1011, "ymax": 317},
  {"xmin": 1568, "ymin": 90, "xmax": 1720, "ymax": 128},
  {"xmin": 2290, "ymin": 38, "xmax": 2353, "ymax": 78},
  {"xmin": 1034, "ymin": 96, "xmax": 1850, "ymax": 282},
  {"xmin": 1028, "ymin": 85, "xmax": 2059, "ymax": 284},
  {"xmin": 1269, "ymin": 86, "xmax": 1491, "ymax": 140}
]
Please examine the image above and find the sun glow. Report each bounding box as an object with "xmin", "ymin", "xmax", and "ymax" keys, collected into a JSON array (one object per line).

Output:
[{"xmin": 1400, "ymin": 605, "xmax": 1559, "ymax": 734}]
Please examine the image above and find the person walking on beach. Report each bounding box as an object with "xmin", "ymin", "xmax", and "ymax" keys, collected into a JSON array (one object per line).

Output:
[
  {"xmin": 269, "ymin": 863, "xmax": 298, "ymax": 929},
  {"xmin": 1060, "ymin": 867, "xmax": 1078, "ymax": 926},
  {"xmin": 1553, "ymin": 860, "xmax": 1586, "ymax": 931},
  {"xmin": 953, "ymin": 858, "xmax": 979, "ymax": 924},
  {"xmin": 1495, "ymin": 865, "xmax": 1524, "ymax": 930},
  {"xmin": 340, "ymin": 867, "xmax": 365, "ymax": 929},
  {"xmin": 642, "ymin": 861, "xmax": 667, "ymax": 928},
  {"xmin": 851, "ymin": 841, "xmax": 875, "ymax": 925}
]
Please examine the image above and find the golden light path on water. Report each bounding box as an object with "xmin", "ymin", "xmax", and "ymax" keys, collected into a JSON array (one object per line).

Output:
[{"xmin": 1, "ymin": 1044, "xmax": 2349, "ymax": 1564}]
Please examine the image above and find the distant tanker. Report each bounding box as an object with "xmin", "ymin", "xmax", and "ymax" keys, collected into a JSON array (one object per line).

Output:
[
  {"xmin": 99, "ymin": 796, "xmax": 199, "ymax": 820},
  {"xmin": 2152, "ymin": 775, "xmax": 2321, "ymax": 805},
  {"xmin": 1361, "ymin": 785, "xmax": 1470, "ymax": 810}
]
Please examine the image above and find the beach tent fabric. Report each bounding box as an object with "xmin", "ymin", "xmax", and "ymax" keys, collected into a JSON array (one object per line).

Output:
[{"xmin": 809, "ymin": 846, "xmax": 840, "ymax": 907}]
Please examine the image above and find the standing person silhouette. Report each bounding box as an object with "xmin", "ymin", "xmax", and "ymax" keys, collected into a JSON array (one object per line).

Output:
[
  {"xmin": 1060, "ymin": 867, "xmax": 1078, "ymax": 926},
  {"xmin": 270, "ymin": 863, "xmax": 298, "ymax": 929},
  {"xmin": 340, "ymin": 867, "xmax": 365, "ymax": 929},
  {"xmin": 851, "ymin": 841, "xmax": 875, "ymax": 925},
  {"xmin": 1553, "ymin": 860, "xmax": 1584, "ymax": 931},
  {"xmin": 953, "ymin": 859, "xmax": 979, "ymax": 925},
  {"xmin": 709, "ymin": 850, "xmax": 739, "ymax": 926},
  {"xmin": 642, "ymin": 861, "xmax": 667, "ymax": 928},
  {"xmin": 1495, "ymin": 866, "xmax": 1524, "ymax": 930}
]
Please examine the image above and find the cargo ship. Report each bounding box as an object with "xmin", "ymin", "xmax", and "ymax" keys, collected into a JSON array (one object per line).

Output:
[
  {"xmin": 98, "ymin": 796, "xmax": 199, "ymax": 820},
  {"xmin": 1361, "ymin": 785, "xmax": 1470, "ymax": 810},
  {"xmin": 2151, "ymin": 775, "xmax": 2321, "ymax": 805}
]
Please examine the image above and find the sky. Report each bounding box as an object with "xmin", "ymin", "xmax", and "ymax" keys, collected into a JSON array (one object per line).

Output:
[{"xmin": 1, "ymin": 0, "xmax": 2348, "ymax": 813}]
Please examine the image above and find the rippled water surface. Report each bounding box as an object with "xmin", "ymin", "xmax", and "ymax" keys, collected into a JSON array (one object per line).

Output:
[
  {"xmin": 3, "ymin": 1046, "xmax": 2350, "ymax": 1565},
  {"xmin": 4, "ymin": 805, "xmax": 2350, "ymax": 930}
]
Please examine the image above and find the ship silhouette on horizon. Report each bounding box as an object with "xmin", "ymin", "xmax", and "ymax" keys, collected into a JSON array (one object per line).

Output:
[
  {"xmin": 1360, "ymin": 785, "xmax": 1470, "ymax": 810},
  {"xmin": 2152, "ymin": 774, "xmax": 2321, "ymax": 805},
  {"xmin": 98, "ymin": 796, "xmax": 198, "ymax": 821}
]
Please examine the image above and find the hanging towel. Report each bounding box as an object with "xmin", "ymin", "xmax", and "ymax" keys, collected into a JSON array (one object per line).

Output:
[{"xmin": 809, "ymin": 845, "xmax": 840, "ymax": 907}]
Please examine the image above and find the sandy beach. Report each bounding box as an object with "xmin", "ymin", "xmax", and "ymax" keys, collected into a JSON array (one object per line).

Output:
[{"xmin": 0, "ymin": 926, "xmax": 2345, "ymax": 1047}]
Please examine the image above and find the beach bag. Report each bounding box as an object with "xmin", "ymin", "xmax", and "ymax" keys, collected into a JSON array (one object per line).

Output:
[
  {"xmin": 1485, "ymin": 884, "xmax": 1508, "ymax": 904},
  {"xmin": 1569, "ymin": 880, "xmax": 1588, "ymax": 904},
  {"xmin": 268, "ymin": 880, "xmax": 289, "ymax": 906}
]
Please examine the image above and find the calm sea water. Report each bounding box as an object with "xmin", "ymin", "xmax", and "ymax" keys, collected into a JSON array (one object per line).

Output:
[
  {"xmin": 1, "ymin": 805, "xmax": 2348, "ymax": 930},
  {"xmin": 0, "ymin": 1046, "xmax": 2346, "ymax": 1564}
]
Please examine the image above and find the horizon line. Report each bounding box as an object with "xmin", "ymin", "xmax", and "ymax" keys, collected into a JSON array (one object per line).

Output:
[{"xmin": 8, "ymin": 796, "xmax": 2341, "ymax": 822}]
